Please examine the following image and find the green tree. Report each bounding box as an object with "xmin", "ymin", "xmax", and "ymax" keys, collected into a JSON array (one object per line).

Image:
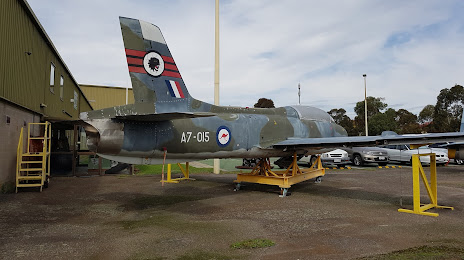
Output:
[
  {"xmin": 354, "ymin": 96, "xmax": 388, "ymax": 118},
  {"xmin": 328, "ymin": 108, "xmax": 347, "ymax": 124},
  {"xmin": 368, "ymin": 108, "xmax": 398, "ymax": 135},
  {"xmin": 396, "ymin": 109, "xmax": 421, "ymax": 134},
  {"xmin": 432, "ymin": 84, "xmax": 464, "ymax": 132},
  {"xmin": 418, "ymin": 104, "xmax": 434, "ymax": 124},
  {"xmin": 328, "ymin": 108, "xmax": 356, "ymax": 136},
  {"xmin": 254, "ymin": 98, "xmax": 275, "ymax": 108},
  {"xmin": 354, "ymin": 96, "xmax": 388, "ymax": 135}
]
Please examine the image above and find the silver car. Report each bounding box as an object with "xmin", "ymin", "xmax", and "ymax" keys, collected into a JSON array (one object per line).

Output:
[
  {"xmin": 344, "ymin": 147, "xmax": 389, "ymax": 166},
  {"xmin": 379, "ymin": 144, "xmax": 449, "ymax": 165}
]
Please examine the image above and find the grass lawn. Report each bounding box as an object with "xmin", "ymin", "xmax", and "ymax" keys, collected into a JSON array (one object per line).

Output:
[{"xmin": 135, "ymin": 164, "xmax": 214, "ymax": 175}]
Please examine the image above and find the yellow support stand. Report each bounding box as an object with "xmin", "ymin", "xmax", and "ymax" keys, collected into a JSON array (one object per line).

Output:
[
  {"xmin": 161, "ymin": 162, "xmax": 195, "ymax": 183},
  {"xmin": 234, "ymin": 153, "xmax": 325, "ymax": 196},
  {"xmin": 398, "ymin": 153, "xmax": 454, "ymax": 217}
]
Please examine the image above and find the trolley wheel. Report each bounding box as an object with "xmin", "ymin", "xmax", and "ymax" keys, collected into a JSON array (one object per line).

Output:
[
  {"xmin": 315, "ymin": 176, "xmax": 322, "ymax": 183},
  {"xmin": 234, "ymin": 183, "xmax": 241, "ymax": 191},
  {"xmin": 279, "ymin": 188, "xmax": 289, "ymax": 197}
]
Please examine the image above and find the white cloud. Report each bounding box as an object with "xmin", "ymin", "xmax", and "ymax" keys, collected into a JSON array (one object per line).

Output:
[{"xmin": 27, "ymin": 0, "xmax": 464, "ymax": 118}]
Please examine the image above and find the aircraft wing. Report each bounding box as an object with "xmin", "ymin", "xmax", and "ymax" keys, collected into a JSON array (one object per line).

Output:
[
  {"xmin": 440, "ymin": 141, "xmax": 464, "ymax": 148},
  {"xmin": 273, "ymin": 132, "xmax": 464, "ymax": 149}
]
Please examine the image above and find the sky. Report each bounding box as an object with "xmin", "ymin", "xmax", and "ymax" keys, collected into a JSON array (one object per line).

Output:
[{"xmin": 27, "ymin": 0, "xmax": 464, "ymax": 118}]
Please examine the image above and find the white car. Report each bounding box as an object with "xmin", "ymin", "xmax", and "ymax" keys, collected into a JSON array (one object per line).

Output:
[
  {"xmin": 319, "ymin": 149, "xmax": 351, "ymax": 167},
  {"xmin": 428, "ymin": 142, "xmax": 464, "ymax": 164},
  {"xmin": 379, "ymin": 144, "xmax": 449, "ymax": 165},
  {"xmin": 298, "ymin": 149, "xmax": 351, "ymax": 168}
]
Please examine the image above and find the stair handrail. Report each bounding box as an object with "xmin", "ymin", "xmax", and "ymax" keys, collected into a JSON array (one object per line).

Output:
[{"xmin": 16, "ymin": 127, "xmax": 24, "ymax": 180}]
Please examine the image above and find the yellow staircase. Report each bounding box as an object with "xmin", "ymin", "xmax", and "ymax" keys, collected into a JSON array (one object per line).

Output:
[{"xmin": 16, "ymin": 122, "xmax": 51, "ymax": 193}]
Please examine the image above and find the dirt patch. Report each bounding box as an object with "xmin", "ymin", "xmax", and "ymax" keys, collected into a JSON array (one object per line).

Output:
[{"xmin": 1, "ymin": 167, "xmax": 463, "ymax": 259}]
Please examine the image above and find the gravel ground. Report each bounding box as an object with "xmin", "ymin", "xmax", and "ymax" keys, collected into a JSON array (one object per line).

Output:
[{"xmin": 0, "ymin": 165, "xmax": 463, "ymax": 260}]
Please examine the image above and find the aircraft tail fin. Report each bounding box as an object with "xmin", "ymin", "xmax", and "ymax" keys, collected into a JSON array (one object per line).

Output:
[{"xmin": 119, "ymin": 17, "xmax": 191, "ymax": 108}]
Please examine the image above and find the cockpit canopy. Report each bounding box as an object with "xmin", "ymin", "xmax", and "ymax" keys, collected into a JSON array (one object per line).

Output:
[{"xmin": 288, "ymin": 105, "xmax": 335, "ymax": 123}]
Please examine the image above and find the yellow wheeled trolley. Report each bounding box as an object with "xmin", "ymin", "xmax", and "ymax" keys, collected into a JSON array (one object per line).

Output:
[{"xmin": 234, "ymin": 152, "xmax": 325, "ymax": 197}]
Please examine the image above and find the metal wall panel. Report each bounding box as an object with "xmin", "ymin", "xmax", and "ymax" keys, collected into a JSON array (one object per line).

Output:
[
  {"xmin": 0, "ymin": 0, "xmax": 93, "ymax": 121},
  {"xmin": 80, "ymin": 85, "xmax": 134, "ymax": 110},
  {"xmin": 79, "ymin": 91, "xmax": 93, "ymax": 114},
  {"xmin": 0, "ymin": 101, "xmax": 40, "ymax": 185}
]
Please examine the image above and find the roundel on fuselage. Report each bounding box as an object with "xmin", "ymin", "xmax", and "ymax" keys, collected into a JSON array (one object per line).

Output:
[{"xmin": 216, "ymin": 126, "xmax": 231, "ymax": 147}]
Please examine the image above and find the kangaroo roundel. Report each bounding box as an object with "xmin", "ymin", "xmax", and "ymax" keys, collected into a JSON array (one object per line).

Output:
[
  {"xmin": 217, "ymin": 126, "xmax": 231, "ymax": 147},
  {"xmin": 143, "ymin": 51, "xmax": 165, "ymax": 77}
]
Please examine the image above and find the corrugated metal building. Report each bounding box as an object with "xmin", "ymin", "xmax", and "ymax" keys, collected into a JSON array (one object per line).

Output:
[
  {"xmin": 80, "ymin": 85, "xmax": 134, "ymax": 110},
  {"xmin": 0, "ymin": 0, "xmax": 93, "ymax": 189}
]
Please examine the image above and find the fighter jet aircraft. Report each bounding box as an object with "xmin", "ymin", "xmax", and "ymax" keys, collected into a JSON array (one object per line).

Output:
[{"xmin": 80, "ymin": 17, "xmax": 464, "ymax": 165}]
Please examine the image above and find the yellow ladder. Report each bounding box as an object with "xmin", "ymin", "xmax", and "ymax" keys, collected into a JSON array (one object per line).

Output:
[{"xmin": 16, "ymin": 122, "xmax": 51, "ymax": 193}]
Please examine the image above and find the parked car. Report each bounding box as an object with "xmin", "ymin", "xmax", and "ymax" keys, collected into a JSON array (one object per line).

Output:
[
  {"xmin": 300, "ymin": 149, "xmax": 351, "ymax": 168},
  {"xmin": 379, "ymin": 144, "xmax": 449, "ymax": 165},
  {"xmin": 274, "ymin": 149, "xmax": 350, "ymax": 168},
  {"xmin": 344, "ymin": 147, "xmax": 389, "ymax": 166},
  {"xmin": 428, "ymin": 142, "xmax": 463, "ymax": 165}
]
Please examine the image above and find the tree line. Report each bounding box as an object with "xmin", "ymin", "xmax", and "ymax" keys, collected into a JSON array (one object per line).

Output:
[
  {"xmin": 254, "ymin": 84, "xmax": 463, "ymax": 136},
  {"xmin": 329, "ymin": 84, "xmax": 464, "ymax": 136}
]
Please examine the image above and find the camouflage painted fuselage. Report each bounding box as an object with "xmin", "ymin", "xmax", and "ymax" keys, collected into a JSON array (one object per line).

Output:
[{"xmin": 82, "ymin": 101, "xmax": 347, "ymax": 164}]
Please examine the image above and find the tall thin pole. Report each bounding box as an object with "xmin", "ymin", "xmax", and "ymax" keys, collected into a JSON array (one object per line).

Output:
[
  {"xmin": 213, "ymin": 0, "xmax": 220, "ymax": 174},
  {"xmin": 363, "ymin": 74, "xmax": 368, "ymax": 136},
  {"xmin": 125, "ymin": 87, "xmax": 128, "ymax": 105},
  {"xmin": 298, "ymin": 83, "xmax": 301, "ymax": 105}
]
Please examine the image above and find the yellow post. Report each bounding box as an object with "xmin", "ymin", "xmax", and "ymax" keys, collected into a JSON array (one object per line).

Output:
[
  {"xmin": 167, "ymin": 164, "xmax": 172, "ymax": 182},
  {"xmin": 47, "ymin": 122, "xmax": 51, "ymax": 181},
  {"xmin": 161, "ymin": 163, "xmax": 194, "ymax": 183},
  {"xmin": 16, "ymin": 127, "xmax": 24, "ymax": 193},
  {"xmin": 27, "ymin": 123, "xmax": 31, "ymax": 153},
  {"xmin": 398, "ymin": 153, "xmax": 454, "ymax": 217},
  {"xmin": 185, "ymin": 162, "xmax": 190, "ymax": 179},
  {"xmin": 412, "ymin": 155, "xmax": 421, "ymax": 213}
]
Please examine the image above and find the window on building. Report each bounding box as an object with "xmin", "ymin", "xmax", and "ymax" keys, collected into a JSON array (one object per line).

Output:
[
  {"xmin": 60, "ymin": 76, "xmax": 64, "ymax": 101},
  {"xmin": 50, "ymin": 63, "xmax": 55, "ymax": 93},
  {"xmin": 73, "ymin": 91, "xmax": 78, "ymax": 110}
]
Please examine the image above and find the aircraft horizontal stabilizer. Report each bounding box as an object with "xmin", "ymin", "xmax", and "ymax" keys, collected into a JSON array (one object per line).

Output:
[{"xmin": 115, "ymin": 112, "xmax": 216, "ymax": 122}]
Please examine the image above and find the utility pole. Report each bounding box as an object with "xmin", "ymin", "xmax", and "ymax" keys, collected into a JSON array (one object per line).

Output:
[
  {"xmin": 298, "ymin": 83, "xmax": 301, "ymax": 105},
  {"xmin": 363, "ymin": 74, "xmax": 368, "ymax": 136},
  {"xmin": 213, "ymin": 0, "xmax": 220, "ymax": 174}
]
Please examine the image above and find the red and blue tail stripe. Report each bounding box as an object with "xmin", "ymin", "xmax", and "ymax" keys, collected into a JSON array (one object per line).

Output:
[{"xmin": 125, "ymin": 48, "xmax": 181, "ymax": 78}]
